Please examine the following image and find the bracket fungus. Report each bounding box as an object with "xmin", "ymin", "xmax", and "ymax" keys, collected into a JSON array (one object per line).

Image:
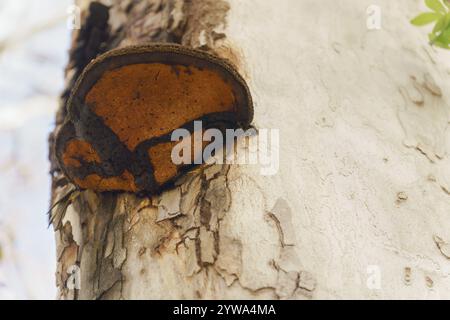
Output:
[{"xmin": 55, "ymin": 43, "xmax": 253, "ymax": 194}]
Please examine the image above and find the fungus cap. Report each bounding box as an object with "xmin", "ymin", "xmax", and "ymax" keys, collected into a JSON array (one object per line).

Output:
[{"xmin": 55, "ymin": 43, "xmax": 253, "ymax": 194}]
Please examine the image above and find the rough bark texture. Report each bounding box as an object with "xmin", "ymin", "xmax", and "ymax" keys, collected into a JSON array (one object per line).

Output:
[{"xmin": 52, "ymin": 0, "xmax": 450, "ymax": 299}]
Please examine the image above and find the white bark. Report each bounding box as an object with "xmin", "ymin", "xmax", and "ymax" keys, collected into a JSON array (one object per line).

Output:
[{"xmin": 54, "ymin": 0, "xmax": 450, "ymax": 299}]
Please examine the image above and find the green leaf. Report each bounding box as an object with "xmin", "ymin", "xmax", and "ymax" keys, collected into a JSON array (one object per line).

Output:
[
  {"xmin": 429, "ymin": 32, "xmax": 439, "ymax": 42},
  {"xmin": 441, "ymin": 25, "xmax": 450, "ymax": 38},
  {"xmin": 426, "ymin": 0, "xmax": 446, "ymax": 13},
  {"xmin": 444, "ymin": 0, "xmax": 450, "ymax": 9},
  {"xmin": 411, "ymin": 12, "xmax": 440, "ymax": 25},
  {"xmin": 444, "ymin": 12, "xmax": 450, "ymax": 27},
  {"xmin": 432, "ymin": 28, "xmax": 450, "ymax": 48},
  {"xmin": 433, "ymin": 15, "xmax": 446, "ymax": 33},
  {"xmin": 431, "ymin": 12, "xmax": 450, "ymax": 33},
  {"xmin": 433, "ymin": 39, "xmax": 450, "ymax": 48}
]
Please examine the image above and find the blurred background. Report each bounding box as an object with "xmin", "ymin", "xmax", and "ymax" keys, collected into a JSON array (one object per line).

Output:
[{"xmin": 0, "ymin": 0, "xmax": 72, "ymax": 299}]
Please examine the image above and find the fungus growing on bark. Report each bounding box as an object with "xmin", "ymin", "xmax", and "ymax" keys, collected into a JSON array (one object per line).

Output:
[{"xmin": 55, "ymin": 43, "xmax": 253, "ymax": 194}]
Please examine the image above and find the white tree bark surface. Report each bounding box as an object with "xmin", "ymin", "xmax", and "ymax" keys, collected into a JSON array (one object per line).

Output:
[{"xmin": 54, "ymin": 0, "xmax": 450, "ymax": 299}]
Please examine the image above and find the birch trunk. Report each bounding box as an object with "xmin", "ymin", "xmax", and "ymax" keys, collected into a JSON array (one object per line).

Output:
[{"xmin": 51, "ymin": 0, "xmax": 450, "ymax": 299}]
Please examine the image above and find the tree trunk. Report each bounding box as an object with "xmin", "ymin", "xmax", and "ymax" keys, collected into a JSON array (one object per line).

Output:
[{"xmin": 51, "ymin": 0, "xmax": 450, "ymax": 299}]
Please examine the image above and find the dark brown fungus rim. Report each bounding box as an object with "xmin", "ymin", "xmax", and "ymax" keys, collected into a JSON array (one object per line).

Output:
[{"xmin": 55, "ymin": 43, "xmax": 254, "ymax": 194}]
